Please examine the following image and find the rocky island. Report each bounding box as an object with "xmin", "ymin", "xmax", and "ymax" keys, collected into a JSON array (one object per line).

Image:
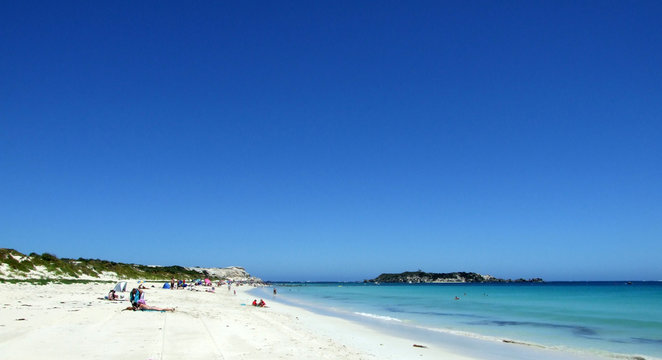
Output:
[{"xmin": 366, "ymin": 270, "xmax": 543, "ymax": 283}]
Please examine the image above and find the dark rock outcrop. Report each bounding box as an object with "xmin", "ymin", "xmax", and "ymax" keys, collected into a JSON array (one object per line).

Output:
[{"xmin": 365, "ymin": 270, "xmax": 543, "ymax": 284}]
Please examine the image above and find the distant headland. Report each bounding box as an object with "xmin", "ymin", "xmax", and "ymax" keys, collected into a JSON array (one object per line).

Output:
[{"xmin": 365, "ymin": 270, "xmax": 543, "ymax": 284}]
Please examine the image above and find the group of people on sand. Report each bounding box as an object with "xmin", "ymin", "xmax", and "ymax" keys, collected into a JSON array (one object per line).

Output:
[
  {"xmin": 169, "ymin": 277, "xmax": 223, "ymax": 290},
  {"xmin": 170, "ymin": 278, "xmax": 188, "ymax": 289},
  {"xmin": 251, "ymin": 299, "xmax": 267, "ymax": 307},
  {"xmin": 107, "ymin": 287, "xmax": 174, "ymax": 312},
  {"xmin": 107, "ymin": 279, "xmax": 259, "ymax": 312}
]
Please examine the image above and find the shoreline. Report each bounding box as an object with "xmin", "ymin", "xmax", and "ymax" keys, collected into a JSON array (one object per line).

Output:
[
  {"xmin": 251, "ymin": 285, "xmax": 658, "ymax": 360},
  {"xmin": 0, "ymin": 281, "xmax": 654, "ymax": 360}
]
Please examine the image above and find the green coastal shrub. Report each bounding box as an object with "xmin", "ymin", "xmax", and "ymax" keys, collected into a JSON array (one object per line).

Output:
[
  {"xmin": 41, "ymin": 253, "xmax": 59, "ymax": 262},
  {"xmin": 0, "ymin": 249, "xmax": 35, "ymax": 273},
  {"xmin": 0, "ymin": 248, "xmax": 22, "ymax": 260},
  {"xmin": 5, "ymin": 256, "xmax": 33, "ymax": 272},
  {"xmin": 1, "ymin": 248, "xmax": 221, "ymax": 281}
]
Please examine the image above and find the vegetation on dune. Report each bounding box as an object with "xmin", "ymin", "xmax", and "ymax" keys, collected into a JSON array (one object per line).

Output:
[
  {"xmin": 0, "ymin": 248, "xmax": 213, "ymax": 281},
  {"xmin": 1, "ymin": 248, "xmax": 36, "ymax": 273},
  {"xmin": 0, "ymin": 278, "xmax": 115, "ymax": 285}
]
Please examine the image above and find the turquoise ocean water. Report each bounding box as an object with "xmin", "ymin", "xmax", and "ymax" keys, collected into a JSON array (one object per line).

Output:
[{"xmin": 251, "ymin": 282, "xmax": 662, "ymax": 359}]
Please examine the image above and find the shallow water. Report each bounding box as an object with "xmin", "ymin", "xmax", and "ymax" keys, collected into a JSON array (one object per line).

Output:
[{"xmin": 252, "ymin": 282, "xmax": 662, "ymax": 359}]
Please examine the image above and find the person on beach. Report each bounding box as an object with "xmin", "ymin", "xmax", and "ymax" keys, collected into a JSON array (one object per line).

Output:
[
  {"xmin": 251, "ymin": 299, "xmax": 266, "ymax": 307},
  {"xmin": 125, "ymin": 288, "xmax": 174, "ymax": 312},
  {"xmin": 125, "ymin": 303, "xmax": 175, "ymax": 312},
  {"xmin": 130, "ymin": 288, "xmax": 144, "ymax": 306},
  {"xmin": 108, "ymin": 289, "xmax": 119, "ymax": 300},
  {"xmin": 170, "ymin": 278, "xmax": 175, "ymax": 290}
]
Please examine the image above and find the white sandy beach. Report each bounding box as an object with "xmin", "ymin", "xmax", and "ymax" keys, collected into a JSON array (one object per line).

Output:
[{"xmin": 0, "ymin": 281, "xmax": 609, "ymax": 360}]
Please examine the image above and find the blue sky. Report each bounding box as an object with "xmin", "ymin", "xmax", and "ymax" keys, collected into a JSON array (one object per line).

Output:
[{"xmin": 1, "ymin": 1, "xmax": 660, "ymax": 281}]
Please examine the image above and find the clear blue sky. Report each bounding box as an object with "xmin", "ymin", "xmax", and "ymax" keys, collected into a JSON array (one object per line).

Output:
[{"xmin": 2, "ymin": 1, "xmax": 660, "ymax": 281}]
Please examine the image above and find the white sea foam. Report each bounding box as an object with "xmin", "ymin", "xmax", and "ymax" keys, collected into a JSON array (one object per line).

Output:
[
  {"xmin": 353, "ymin": 312, "xmax": 402, "ymax": 322},
  {"xmin": 415, "ymin": 324, "xmax": 662, "ymax": 360}
]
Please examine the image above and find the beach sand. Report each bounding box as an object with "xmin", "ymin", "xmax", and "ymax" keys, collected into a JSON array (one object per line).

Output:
[{"xmin": 0, "ymin": 281, "xmax": 606, "ymax": 360}]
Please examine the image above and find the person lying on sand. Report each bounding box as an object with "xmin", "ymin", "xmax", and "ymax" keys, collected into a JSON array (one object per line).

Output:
[
  {"xmin": 124, "ymin": 288, "xmax": 175, "ymax": 312},
  {"xmin": 124, "ymin": 303, "xmax": 175, "ymax": 312},
  {"xmin": 101, "ymin": 290, "xmax": 123, "ymax": 301}
]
